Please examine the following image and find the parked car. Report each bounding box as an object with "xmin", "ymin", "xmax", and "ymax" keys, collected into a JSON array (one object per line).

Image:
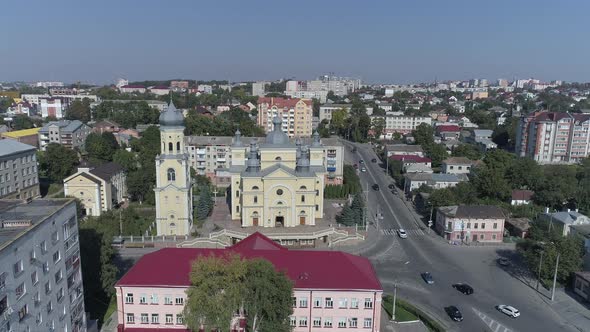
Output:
[
  {"xmin": 398, "ymin": 229, "xmax": 408, "ymax": 239},
  {"xmin": 371, "ymin": 158, "xmax": 377, "ymax": 163},
  {"xmin": 372, "ymin": 184, "xmax": 380, "ymax": 191},
  {"xmin": 391, "ymin": 189, "xmax": 397, "ymax": 195},
  {"xmin": 388, "ymin": 183, "xmax": 395, "ymax": 189},
  {"xmin": 498, "ymin": 258, "xmax": 510, "ymax": 266},
  {"xmin": 360, "ymin": 167, "xmax": 367, "ymax": 172},
  {"xmin": 421, "ymin": 272, "xmax": 434, "ymax": 284},
  {"xmin": 445, "ymin": 306, "xmax": 463, "ymax": 322},
  {"xmin": 452, "ymin": 283, "xmax": 474, "ymax": 295},
  {"xmin": 496, "ymin": 305, "xmax": 520, "ymax": 318}
]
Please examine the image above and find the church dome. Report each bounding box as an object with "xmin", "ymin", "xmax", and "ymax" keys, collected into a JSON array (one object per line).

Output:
[
  {"xmin": 159, "ymin": 101, "xmax": 184, "ymax": 127},
  {"xmin": 266, "ymin": 116, "xmax": 289, "ymax": 145}
]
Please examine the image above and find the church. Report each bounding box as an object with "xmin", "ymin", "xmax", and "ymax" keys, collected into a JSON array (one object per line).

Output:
[
  {"xmin": 154, "ymin": 101, "xmax": 193, "ymax": 236},
  {"xmin": 229, "ymin": 117, "xmax": 326, "ymax": 227}
]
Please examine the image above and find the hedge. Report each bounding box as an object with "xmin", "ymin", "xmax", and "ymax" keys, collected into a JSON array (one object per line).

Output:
[{"xmin": 382, "ymin": 295, "xmax": 446, "ymax": 332}]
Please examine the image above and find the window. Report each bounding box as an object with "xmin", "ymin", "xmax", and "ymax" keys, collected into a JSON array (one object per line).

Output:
[
  {"xmin": 315, "ymin": 204, "xmax": 319, "ymax": 211},
  {"xmin": 51, "ymin": 231, "xmax": 59, "ymax": 243},
  {"xmin": 139, "ymin": 294, "xmax": 147, "ymax": 304},
  {"xmin": 252, "ymin": 186, "xmax": 259, "ymax": 190},
  {"xmin": 165, "ymin": 314, "xmax": 173, "ymax": 324},
  {"xmin": 53, "ymin": 250, "xmax": 61, "ymax": 263},
  {"xmin": 175, "ymin": 297, "xmax": 184, "ymax": 305},
  {"xmin": 474, "ymin": 223, "xmax": 478, "ymax": 229},
  {"xmin": 15, "ymin": 282, "xmax": 25, "ymax": 299},
  {"xmin": 40, "ymin": 240, "xmax": 47, "ymax": 253},
  {"xmin": 493, "ymin": 222, "xmax": 498, "ymax": 229},
  {"xmin": 298, "ymin": 316, "xmax": 307, "ymax": 327},
  {"xmin": 276, "ymin": 189, "xmax": 283, "ymax": 196},
  {"xmin": 126, "ymin": 313, "xmax": 135, "ymax": 324},
  {"xmin": 492, "ymin": 234, "xmax": 497, "ymax": 240},
  {"xmin": 338, "ymin": 318, "xmax": 347, "ymax": 328},
  {"xmin": 125, "ymin": 293, "xmax": 134, "ymax": 304},
  {"xmin": 167, "ymin": 168, "xmax": 176, "ymax": 181},
  {"xmin": 466, "ymin": 222, "xmax": 471, "ymax": 229},
  {"xmin": 351, "ymin": 298, "xmax": 359, "ymax": 309},
  {"xmin": 13, "ymin": 260, "xmax": 23, "ymax": 276},
  {"xmin": 324, "ymin": 317, "xmax": 333, "ymax": 327},
  {"xmin": 45, "ymin": 281, "xmax": 51, "ymax": 294},
  {"xmin": 151, "ymin": 313, "xmax": 159, "ymax": 324},
  {"xmin": 46, "ymin": 301, "xmax": 53, "ymax": 313},
  {"xmin": 54, "ymin": 270, "xmax": 63, "ymax": 283},
  {"xmin": 481, "ymin": 222, "xmax": 486, "ymax": 229},
  {"xmin": 313, "ymin": 297, "xmax": 321, "ymax": 308},
  {"xmin": 338, "ymin": 298, "xmax": 347, "ymax": 308},
  {"xmin": 253, "ymin": 196, "xmax": 258, "ymax": 203},
  {"xmin": 176, "ymin": 314, "xmax": 184, "ymax": 324},
  {"xmin": 299, "ymin": 297, "xmax": 308, "ymax": 308},
  {"xmin": 290, "ymin": 316, "xmax": 296, "ymax": 327},
  {"xmin": 164, "ymin": 296, "xmax": 172, "ymax": 305},
  {"xmin": 292, "ymin": 297, "xmax": 297, "ymax": 307},
  {"xmin": 364, "ymin": 298, "xmax": 373, "ymax": 309},
  {"xmin": 57, "ymin": 288, "xmax": 64, "ymax": 302},
  {"xmin": 301, "ymin": 195, "xmax": 305, "ymax": 202},
  {"xmin": 349, "ymin": 317, "xmax": 358, "ymax": 327},
  {"xmin": 140, "ymin": 313, "xmax": 149, "ymax": 324},
  {"xmin": 151, "ymin": 294, "xmax": 158, "ymax": 304},
  {"xmin": 364, "ymin": 318, "xmax": 373, "ymax": 328},
  {"xmin": 480, "ymin": 234, "xmax": 484, "ymax": 240},
  {"xmin": 168, "ymin": 142, "xmax": 173, "ymax": 151},
  {"xmin": 325, "ymin": 297, "xmax": 333, "ymax": 308},
  {"xmin": 18, "ymin": 304, "xmax": 28, "ymax": 322},
  {"xmin": 177, "ymin": 142, "xmax": 181, "ymax": 151}
]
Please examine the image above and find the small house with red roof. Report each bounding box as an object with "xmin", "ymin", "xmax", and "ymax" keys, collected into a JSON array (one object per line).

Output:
[
  {"xmin": 115, "ymin": 232, "xmax": 382, "ymax": 332},
  {"xmin": 511, "ymin": 190, "xmax": 534, "ymax": 206},
  {"xmin": 390, "ymin": 154, "xmax": 432, "ymax": 171},
  {"xmin": 435, "ymin": 124, "xmax": 461, "ymax": 140}
]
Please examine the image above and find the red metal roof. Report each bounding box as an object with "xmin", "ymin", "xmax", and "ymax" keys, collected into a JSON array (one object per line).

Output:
[
  {"xmin": 116, "ymin": 232, "xmax": 382, "ymax": 291},
  {"xmin": 257, "ymin": 97, "xmax": 312, "ymax": 108},
  {"xmin": 390, "ymin": 155, "xmax": 431, "ymax": 163},
  {"xmin": 118, "ymin": 325, "xmax": 190, "ymax": 332},
  {"xmin": 436, "ymin": 125, "xmax": 461, "ymax": 133},
  {"xmin": 511, "ymin": 190, "xmax": 534, "ymax": 201}
]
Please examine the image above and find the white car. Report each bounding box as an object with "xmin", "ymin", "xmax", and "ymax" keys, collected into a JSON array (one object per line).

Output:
[
  {"xmin": 496, "ymin": 305, "xmax": 520, "ymax": 318},
  {"xmin": 398, "ymin": 229, "xmax": 408, "ymax": 239}
]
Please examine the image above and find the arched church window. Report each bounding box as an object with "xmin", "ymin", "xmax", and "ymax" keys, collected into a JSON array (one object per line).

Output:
[
  {"xmin": 168, "ymin": 142, "xmax": 173, "ymax": 151},
  {"xmin": 299, "ymin": 185, "xmax": 307, "ymax": 190},
  {"xmin": 167, "ymin": 168, "xmax": 176, "ymax": 181},
  {"xmin": 275, "ymin": 156, "xmax": 282, "ymax": 161},
  {"xmin": 252, "ymin": 186, "xmax": 259, "ymax": 190},
  {"xmin": 177, "ymin": 142, "xmax": 181, "ymax": 151}
]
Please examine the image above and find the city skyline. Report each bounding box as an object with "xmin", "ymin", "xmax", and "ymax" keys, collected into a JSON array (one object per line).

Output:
[{"xmin": 2, "ymin": 0, "xmax": 589, "ymax": 84}]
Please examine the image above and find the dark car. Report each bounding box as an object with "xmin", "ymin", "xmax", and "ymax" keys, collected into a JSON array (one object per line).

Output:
[
  {"xmin": 445, "ymin": 306, "xmax": 463, "ymax": 322},
  {"xmin": 452, "ymin": 283, "xmax": 474, "ymax": 295},
  {"xmin": 359, "ymin": 159, "xmax": 365, "ymax": 164},
  {"xmin": 388, "ymin": 183, "xmax": 395, "ymax": 189},
  {"xmin": 372, "ymin": 184, "xmax": 380, "ymax": 191},
  {"xmin": 391, "ymin": 189, "xmax": 397, "ymax": 195},
  {"xmin": 371, "ymin": 158, "xmax": 377, "ymax": 163},
  {"xmin": 421, "ymin": 272, "xmax": 434, "ymax": 284}
]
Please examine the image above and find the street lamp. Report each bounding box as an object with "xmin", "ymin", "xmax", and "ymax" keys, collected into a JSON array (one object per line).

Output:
[
  {"xmin": 551, "ymin": 252, "xmax": 560, "ymax": 301},
  {"xmin": 390, "ymin": 283, "xmax": 397, "ymax": 322}
]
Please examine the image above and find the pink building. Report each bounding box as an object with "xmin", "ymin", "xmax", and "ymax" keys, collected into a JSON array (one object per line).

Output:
[
  {"xmin": 436, "ymin": 205, "xmax": 506, "ymax": 243},
  {"xmin": 115, "ymin": 233, "xmax": 383, "ymax": 332}
]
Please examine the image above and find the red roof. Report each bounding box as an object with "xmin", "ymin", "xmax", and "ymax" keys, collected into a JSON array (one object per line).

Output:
[
  {"xmin": 257, "ymin": 97, "xmax": 312, "ymax": 108},
  {"xmin": 390, "ymin": 155, "xmax": 431, "ymax": 163},
  {"xmin": 512, "ymin": 190, "xmax": 534, "ymax": 201},
  {"xmin": 118, "ymin": 326, "xmax": 190, "ymax": 332},
  {"xmin": 121, "ymin": 85, "xmax": 145, "ymax": 89},
  {"xmin": 116, "ymin": 232, "xmax": 382, "ymax": 291},
  {"xmin": 436, "ymin": 125, "xmax": 461, "ymax": 133}
]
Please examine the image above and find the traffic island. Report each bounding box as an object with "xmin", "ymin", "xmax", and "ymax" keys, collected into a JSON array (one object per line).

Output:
[{"xmin": 382, "ymin": 295, "xmax": 446, "ymax": 332}]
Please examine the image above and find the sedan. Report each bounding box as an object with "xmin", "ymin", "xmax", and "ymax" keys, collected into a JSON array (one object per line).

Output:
[
  {"xmin": 445, "ymin": 306, "xmax": 463, "ymax": 322},
  {"xmin": 421, "ymin": 272, "xmax": 434, "ymax": 284},
  {"xmin": 497, "ymin": 305, "xmax": 520, "ymax": 318},
  {"xmin": 398, "ymin": 229, "xmax": 408, "ymax": 239},
  {"xmin": 452, "ymin": 283, "xmax": 474, "ymax": 295},
  {"xmin": 371, "ymin": 158, "xmax": 377, "ymax": 163},
  {"xmin": 498, "ymin": 258, "xmax": 510, "ymax": 266},
  {"xmin": 388, "ymin": 183, "xmax": 395, "ymax": 189},
  {"xmin": 372, "ymin": 184, "xmax": 380, "ymax": 191},
  {"xmin": 359, "ymin": 159, "xmax": 365, "ymax": 164}
]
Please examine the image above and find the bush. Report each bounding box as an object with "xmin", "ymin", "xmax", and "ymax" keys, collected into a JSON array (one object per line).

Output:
[{"xmin": 382, "ymin": 295, "xmax": 445, "ymax": 332}]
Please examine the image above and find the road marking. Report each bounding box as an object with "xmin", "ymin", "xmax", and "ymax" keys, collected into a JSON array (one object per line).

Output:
[
  {"xmin": 380, "ymin": 229, "xmax": 425, "ymax": 236},
  {"xmin": 472, "ymin": 307, "xmax": 514, "ymax": 332}
]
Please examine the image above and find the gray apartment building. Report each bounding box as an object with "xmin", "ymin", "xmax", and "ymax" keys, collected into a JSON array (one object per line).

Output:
[
  {"xmin": 0, "ymin": 140, "xmax": 40, "ymax": 199},
  {"xmin": 38, "ymin": 120, "xmax": 91, "ymax": 151},
  {"xmin": 0, "ymin": 199, "xmax": 85, "ymax": 332}
]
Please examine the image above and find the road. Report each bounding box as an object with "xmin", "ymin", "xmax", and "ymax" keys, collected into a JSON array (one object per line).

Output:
[{"xmin": 344, "ymin": 141, "xmax": 577, "ymax": 332}]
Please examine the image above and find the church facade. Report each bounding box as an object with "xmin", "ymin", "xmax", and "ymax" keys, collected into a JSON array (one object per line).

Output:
[
  {"xmin": 154, "ymin": 101, "xmax": 193, "ymax": 236},
  {"xmin": 230, "ymin": 117, "xmax": 326, "ymax": 227}
]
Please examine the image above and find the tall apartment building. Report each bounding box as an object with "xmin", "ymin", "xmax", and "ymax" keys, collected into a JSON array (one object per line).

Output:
[
  {"xmin": 370, "ymin": 114, "xmax": 432, "ymax": 138},
  {"xmin": 257, "ymin": 97, "xmax": 313, "ymax": 138},
  {"xmin": 40, "ymin": 98, "xmax": 66, "ymax": 119},
  {"xmin": 0, "ymin": 199, "xmax": 86, "ymax": 332},
  {"xmin": 251, "ymin": 81, "xmax": 268, "ymax": 97},
  {"xmin": 38, "ymin": 120, "xmax": 91, "ymax": 151},
  {"xmin": 515, "ymin": 111, "xmax": 590, "ymax": 164},
  {"xmin": 0, "ymin": 140, "xmax": 40, "ymax": 199},
  {"xmin": 319, "ymin": 104, "xmax": 352, "ymax": 123},
  {"xmin": 185, "ymin": 134, "xmax": 344, "ymax": 187}
]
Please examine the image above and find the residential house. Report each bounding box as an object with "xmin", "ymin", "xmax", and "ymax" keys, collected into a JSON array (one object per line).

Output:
[
  {"xmin": 464, "ymin": 129, "xmax": 497, "ymax": 151},
  {"xmin": 38, "ymin": 120, "xmax": 91, "ymax": 151},
  {"xmin": 573, "ymin": 272, "xmax": 590, "ymax": 302},
  {"xmin": 435, "ymin": 125, "xmax": 461, "ymax": 141},
  {"xmin": 318, "ymin": 104, "xmax": 352, "ymax": 123},
  {"xmin": 389, "ymin": 155, "xmax": 432, "ymax": 171},
  {"xmin": 40, "ymin": 98, "xmax": 66, "ymax": 118},
  {"xmin": 370, "ymin": 114, "xmax": 431, "ymax": 137},
  {"xmin": 148, "ymin": 86, "xmax": 170, "ymax": 96},
  {"xmin": 119, "ymin": 85, "xmax": 146, "ymax": 94},
  {"xmin": 63, "ymin": 162, "xmax": 127, "ymax": 217},
  {"xmin": 257, "ymin": 97, "xmax": 313, "ymax": 137},
  {"xmin": 385, "ymin": 144, "xmax": 424, "ymax": 158},
  {"xmin": 441, "ymin": 157, "xmax": 475, "ymax": 174},
  {"xmin": 436, "ymin": 205, "xmax": 505, "ymax": 243},
  {"xmin": 115, "ymin": 129, "xmax": 140, "ymax": 146},
  {"xmin": 403, "ymin": 173, "xmax": 465, "ymax": 193},
  {"xmin": 0, "ymin": 140, "xmax": 40, "ymax": 199},
  {"xmin": 114, "ymin": 232, "xmax": 382, "ymax": 332},
  {"xmin": 1, "ymin": 128, "xmax": 41, "ymax": 147},
  {"xmin": 405, "ymin": 164, "xmax": 434, "ymax": 174},
  {"xmin": 539, "ymin": 210, "xmax": 590, "ymax": 237},
  {"xmin": 505, "ymin": 217, "xmax": 531, "ymax": 238},
  {"xmin": 93, "ymin": 120, "xmax": 121, "ymax": 134},
  {"xmin": 511, "ymin": 190, "xmax": 534, "ymax": 206}
]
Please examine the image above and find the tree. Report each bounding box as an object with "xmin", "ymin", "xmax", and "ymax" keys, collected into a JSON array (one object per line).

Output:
[
  {"xmin": 12, "ymin": 115, "xmax": 35, "ymax": 130},
  {"xmin": 196, "ymin": 185, "xmax": 213, "ymax": 221},
  {"xmin": 412, "ymin": 123, "xmax": 434, "ymax": 146},
  {"xmin": 471, "ymin": 165, "xmax": 511, "ymax": 201},
  {"xmin": 85, "ymin": 133, "xmax": 117, "ymax": 162},
  {"xmin": 506, "ymin": 157, "xmax": 543, "ymax": 190},
  {"xmin": 37, "ymin": 143, "xmax": 79, "ymax": 182},
  {"xmin": 112, "ymin": 149, "xmax": 137, "ymax": 171},
  {"xmin": 423, "ymin": 143, "xmax": 448, "ymax": 167},
  {"xmin": 371, "ymin": 117, "xmax": 386, "ymax": 140},
  {"xmin": 67, "ymin": 99, "xmax": 91, "ymax": 122},
  {"xmin": 330, "ymin": 108, "xmax": 348, "ymax": 134},
  {"xmin": 336, "ymin": 204, "xmax": 356, "ymax": 225},
  {"xmin": 451, "ymin": 144, "xmax": 482, "ymax": 160}
]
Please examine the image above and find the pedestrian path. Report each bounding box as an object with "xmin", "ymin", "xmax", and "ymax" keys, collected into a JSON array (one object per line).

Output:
[
  {"xmin": 472, "ymin": 307, "xmax": 514, "ymax": 332},
  {"xmin": 381, "ymin": 228, "xmax": 425, "ymax": 236}
]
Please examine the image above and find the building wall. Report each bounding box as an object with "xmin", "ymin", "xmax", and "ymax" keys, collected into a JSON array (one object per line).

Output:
[
  {"xmin": 0, "ymin": 201, "xmax": 86, "ymax": 332},
  {"xmin": 64, "ymin": 175, "xmax": 101, "ymax": 216},
  {"xmin": 441, "ymin": 163, "xmax": 471, "ymax": 174},
  {"xmin": 0, "ymin": 150, "xmax": 39, "ymax": 199},
  {"xmin": 371, "ymin": 115, "xmax": 432, "ymax": 136},
  {"xmin": 116, "ymin": 286, "xmax": 382, "ymax": 332},
  {"xmin": 319, "ymin": 105, "xmax": 351, "ymax": 123},
  {"xmin": 436, "ymin": 212, "xmax": 504, "ymax": 243},
  {"xmin": 257, "ymin": 99, "xmax": 313, "ymax": 137}
]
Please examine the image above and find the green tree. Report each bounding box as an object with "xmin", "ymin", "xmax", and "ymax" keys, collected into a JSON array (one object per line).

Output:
[
  {"xmin": 423, "ymin": 143, "xmax": 448, "ymax": 167},
  {"xmin": 371, "ymin": 117, "xmax": 386, "ymax": 139},
  {"xmin": 451, "ymin": 144, "xmax": 482, "ymax": 160},
  {"xmin": 12, "ymin": 115, "xmax": 35, "ymax": 130},
  {"xmin": 472, "ymin": 165, "xmax": 511, "ymax": 201},
  {"xmin": 66, "ymin": 99, "xmax": 91, "ymax": 122},
  {"xmin": 37, "ymin": 143, "xmax": 79, "ymax": 182},
  {"xmin": 336, "ymin": 204, "xmax": 356, "ymax": 226},
  {"xmin": 506, "ymin": 157, "xmax": 543, "ymax": 190},
  {"xmin": 112, "ymin": 149, "xmax": 137, "ymax": 171},
  {"xmin": 412, "ymin": 123, "xmax": 434, "ymax": 145},
  {"xmin": 330, "ymin": 108, "xmax": 348, "ymax": 134},
  {"xmin": 196, "ymin": 185, "xmax": 213, "ymax": 221},
  {"xmin": 85, "ymin": 133, "xmax": 117, "ymax": 162}
]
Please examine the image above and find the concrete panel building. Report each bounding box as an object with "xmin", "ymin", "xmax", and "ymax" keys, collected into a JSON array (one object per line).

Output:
[
  {"xmin": 257, "ymin": 97, "xmax": 314, "ymax": 138},
  {"xmin": 38, "ymin": 120, "xmax": 91, "ymax": 151},
  {"xmin": 0, "ymin": 140, "xmax": 40, "ymax": 199}
]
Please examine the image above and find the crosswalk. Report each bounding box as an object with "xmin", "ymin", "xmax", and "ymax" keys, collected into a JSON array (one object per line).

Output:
[
  {"xmin": 472, "ymin": 307, "xmax": 514, "ymax": 332},
  {"xmin": 380, "ymin": 228, "xmax": 425, "ymax": 236}
]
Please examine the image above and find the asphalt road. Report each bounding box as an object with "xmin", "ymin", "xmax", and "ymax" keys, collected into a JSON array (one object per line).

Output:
[{"xmin": 344, "ymin": 141, "xmax": 577, "ymax": 332}]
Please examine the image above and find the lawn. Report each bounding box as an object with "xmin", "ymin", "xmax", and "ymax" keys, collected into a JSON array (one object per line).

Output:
[{"xmin": 382, "ymin": 295, "xmax": 419, "ymax": 322}]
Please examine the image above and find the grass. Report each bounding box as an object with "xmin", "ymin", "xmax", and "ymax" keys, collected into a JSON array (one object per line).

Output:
[
  {"xmin": 47, "ymin": 183, "xmax": 63, "ymax": 195},
  {"xmin": 101, "ymin": 297, "xmax": 117, "ymax": 327},
  {"xmin": 382, "ymin": 295, "xmax": 445, "ymax": 332},
  {"xmin": 383, "ymin": 295, "xmax": 418, "ymax": 322}
]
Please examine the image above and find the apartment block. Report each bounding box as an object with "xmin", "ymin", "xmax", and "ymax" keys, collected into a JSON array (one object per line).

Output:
[
  {"xmin": 371, "ymin": 114, "xmax": 432, "ymax": 137},
  {"xmin": 515, "ymin": 111, "xmax": 590, "ymax": 164},
  {"xmin": 115, "ymin": 232, "xmax": 382, "ymax": 332},
  {"xmin": 185, "ymin": 135, "xmax": 344, "ymax": 187},
  {"xmin": 0, "ymin": 140, "xmax": 40, "ymax": 199},
  {"xmin": 436, "ymin": 205, "xmax": 505, "ymax": 243},
  {"xmin": 0, "ymin": 199, "xmax": 86, "ymax": 332},
  {"xmin": 319, "ymin": 104, "xmax": 352, "ymax": 123},
  {"xmin": 38, "ymin": 120, "xmax": 91, "ymax": 151},
  {"xmin": 40, "ymin": 98, "xmax": 66, "ymax": 119},
  {"xmin": 257, "ymin": 97, "xmax": 313, "ymax": 138}
]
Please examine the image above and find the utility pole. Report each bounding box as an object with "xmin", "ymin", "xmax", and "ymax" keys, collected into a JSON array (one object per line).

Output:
[
  {"xmin": 385, "ymin": 154, "xmax": 389, "ymax": 175},
  {"xmin": 536, "ymin": 250, "xmax": 544, "ymax": 291},
  {"xmin": 551, "ymin": 252, "xmax": 560, "ymax": 301},
  {"xmin": 364, "ymin": 183, "xmax": 369, "ymax": 231},
  {"xmin": 428, "ymin": 207, "xmax": 434, "ymax": 234},
  {"xmin": 119, "ymin": 210, "xmax": 123, "ymax": 237},
  {"xmin": 391, "ymin": 283, "xmax": 397, "ymax": 322}
]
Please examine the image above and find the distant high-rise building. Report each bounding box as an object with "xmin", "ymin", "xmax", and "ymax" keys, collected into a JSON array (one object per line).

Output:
[
  {"xmin": 497, "ymin": 79, "xmax": 509, "ymax": 87},
  {"xmin": 34, "ymin": 81, "xmax": 64, "ymax": 88},
  {"xmin": 252, "ymin": 81, "xmax": 268, "ymax": 97},
  {"xmin": 479, "ymin": 79, "xmax": 488, "ymax": 87},
  {"xmin": 285, "ymin": 80, "xmax": 299, "ymax": 93},
  {"xmin": 257, "ymin": 97, "xmax": 313, "ymax": 137},
  {"xmin": 115, "ymin": 78, "xmax": 128, "ymax": 89}
]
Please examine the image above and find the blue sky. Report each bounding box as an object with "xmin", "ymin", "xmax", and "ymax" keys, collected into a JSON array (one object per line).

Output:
[{"xmin": 1, "ymin": 0, "xmax": 588, "ymax": 84}]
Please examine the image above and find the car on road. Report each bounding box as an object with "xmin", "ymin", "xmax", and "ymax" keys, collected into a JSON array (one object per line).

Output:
[
  {"xmin": 452, "ymin": 283, "xmax": 474, "ymax": 295},
  {"xmin": 359, "ymin": 159, "xmax": 364, "ymax": 164},
  {"xmin": 445, "ymin": 306, "xmax": 463, "ymax": 322},
  {"xmin": 388, "ymin": 183, "xmax": 395, "ymax": 189},
  {"xmin": 372, "ymin": 184, "xmax": 380, "ymax": 191},
  {"xmin": 391, "ymin": 189, "xmax": 397, "ymax": 195},
  {"xmin": 498, "ymin": 258, "xmax": 510, "ymax": 266},
  {"xmin": 397, "ymin": 229, "xmax": 408, "ymax": 239},
  {"xmin": 421, "ymin": 272, "xmax": 434, "ymax": 284},
  {"xmin": 360, "ymin": 166, "xmax": 367, "ymax": 172},
  {"xmin": 371, "ymin": 158, "xmax": 377, "ymax": 163},
  {"xmin": 496, "ymin": 305, "xmax": 520, "ymax": 318}
]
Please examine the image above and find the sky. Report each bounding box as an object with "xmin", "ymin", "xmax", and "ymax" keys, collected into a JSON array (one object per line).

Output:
[{"xmin": 1, "ymin": 0, "xmax": 589, "ymax": 85}]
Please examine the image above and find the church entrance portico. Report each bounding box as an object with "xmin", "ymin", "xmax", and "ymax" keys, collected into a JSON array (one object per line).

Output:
[{"xmin": 275, "ymin": 216, "xmax": 284, "ymax": 227}]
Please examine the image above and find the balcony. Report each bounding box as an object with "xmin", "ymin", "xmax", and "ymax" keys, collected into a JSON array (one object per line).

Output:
[
  {"xmin": 327, "ymin": 153, "xmax": 337, "ymax": 158},
  {"xmin": 327, "ymin": 167, "xmax": 337, "ymax": 172}
]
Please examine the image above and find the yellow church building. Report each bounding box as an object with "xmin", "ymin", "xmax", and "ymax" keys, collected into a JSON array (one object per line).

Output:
[
  {"xmin": 230, "ymin": 117, "xmax": 326, "ymax": 227},
  {"xmin": 154, "ymin": 101, "xmax": 193, "ymax": 236}
]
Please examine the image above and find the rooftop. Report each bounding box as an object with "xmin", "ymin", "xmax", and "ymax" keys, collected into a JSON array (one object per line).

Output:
[
  {"xmin": 39, "ymin": 120, "xmax": 85, "ymax": 133},
  {"xmin": 438, "ymin": 205, "xmax": 505, "ymax": 219},
  {"xmin": 1, "ymin": 128, "xmax": 40, "ymax": 138},
  {"xmin": 385, "ymin": 144, "xmax": 424, "ymax": 153},
  {"xmin": 390, "ymin": 155, "xmax": 431, "ymax": 163},
  {"xmin": 442, "ymin": 157, "xmax": 474, "ymax": 165},
  {"xmin": 511, "ymin": 190, "xmax": 534, "ymax": 201},
  {"xmin": 258, "ymin": 97, "xmax": 312, "ymax": 108},
  {"xmin": 117, "ymin": 232, "xmax": 382, "ymax": 291},
  {"xmin": 88, "ymin": 162, "xmax": 124, "ymax": 181},
  {"xmin": 0, "ymin": 140, "xmax": 36, "ymax": 157},
  {"xmin": 0, "ymin": 199, "xmax": 73, "ymax": 249}
]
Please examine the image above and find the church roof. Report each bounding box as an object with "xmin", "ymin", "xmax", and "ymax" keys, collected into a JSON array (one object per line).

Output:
[
  {"xmin": 159, "ymin": 101, "xmax": 184, "ymax": 127},
  {"xmin": 241, "ymin": 163, "xmax": 318, "ymax": 178},
  {"xmin": 264, "ymin": 116, "xmax": 292, "ymax": 147}
]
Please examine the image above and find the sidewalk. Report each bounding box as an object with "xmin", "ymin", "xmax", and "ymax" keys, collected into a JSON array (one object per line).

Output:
[{"xmin": 536, "ymin": 285, "xmax": 590, "ymax": 331}]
